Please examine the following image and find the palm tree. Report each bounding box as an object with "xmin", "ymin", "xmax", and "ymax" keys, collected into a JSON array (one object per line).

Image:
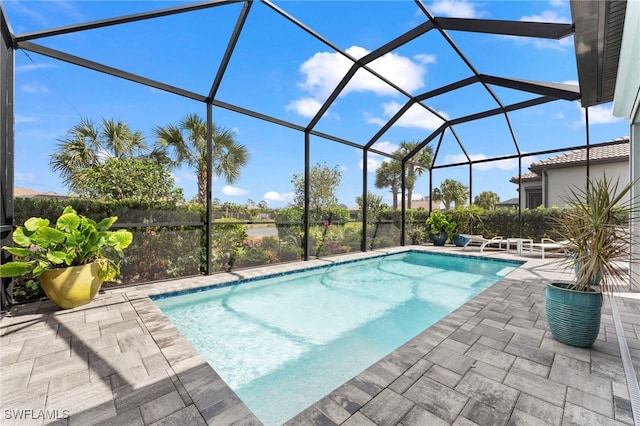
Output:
[
  {"xmin": 473, "ymin": 191, "xmax": 500, "ymax": 210},
  {"xmin": 398, "ymin": 141, "xmax": 433, "ymax": 209},
  {"xmin": 153, "ymin": 114, "xmax": 249, "ymax": 206},
  {"xmin": 434, "ymin": 179, "xmax": 469, "ymax": 210},
  {"xmin": 374, "ymin": 160, "xmax": 402, "ymax": 210},
  {"xmin": 50, "ymin": 117, "xmax": 146, "ymax": 193}
]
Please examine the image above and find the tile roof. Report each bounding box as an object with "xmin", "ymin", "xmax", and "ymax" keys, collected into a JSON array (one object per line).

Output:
[
  {"xmin": 530, "ymin": 136, "xmax": 629, "ymax": 170},
  {"xmin": 509, "ymin": 171, "xmax": 542, "ymax": 183},
  {"xmin": 510, "ymin": 137, "xmax": 629, "ymax": 183}
]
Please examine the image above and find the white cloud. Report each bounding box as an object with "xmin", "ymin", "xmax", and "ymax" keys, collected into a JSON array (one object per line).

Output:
[
  {"xmin": 575, "ymin": 103, "xmax": 624, "ymax": 126},
  {"xmin": 288, "ymin": 45, "xmax": 431, "ymax": 117},
  {"xmin": 16, "ymin": 63, "xmax": 55, "ymax": 73},
  {"xmin": 286, "ymin": 97, "xmax": 323, "ymax": 118},
  {"xmin": 444, "ymin": 153, "xmax": 537, "ymax": 171},
  {"xmin": 412, "ymin": 193, "xmax": 424, "ymax": 200},
  {"xmin": 562, "ymin": 80, "xmax": 579, "ymax": 86},
  {"xmin": 429, "ymin": 0, "xmax": 486, "ymax": 18},
  {"xmin": 521, "ymin": 10, "xmax": 567, "ymax": 23},
  {"xmin": 172, "ymin": 170, "xmax": 197, "ymax": 183},
  {"xmin": 359, "ymin": 156, "xmax": 383, "ymax": 173},
  {"xmin": 264, "ymin": 191, "xmax": 295, "ymax": 203},
  {"xmin": 414, "ymin": 54, "xmax": 437, "ymax": 65},
  {"xmin": 21, "ymin": 82, "xmax": 50, "ymax": 94},
  {"xmin": 221, "ymin": 185, "xmax": 249, "ymax": 196},
  {"xmin": 373, "ymin": 140, "xmax": 400, "ymax": 155},
  {"xmin": 15, "ymin": 114, "xmax": 38, "ymax": 124},
  {"xmin": 368, "ymin": 101, "xmax": 447, "ymax": 130},
  {"xmin": 15, "ymin": 172, "xmax": 36, "ymax": 181},
  {"xmin": 550, "ymin": 0, "xmax": 566, "ymax": 7}
]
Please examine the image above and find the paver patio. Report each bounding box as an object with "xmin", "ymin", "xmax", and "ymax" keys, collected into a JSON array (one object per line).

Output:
[{"xmin": 1, "ymin": 246, "xmax": 638, "ymax": 425}]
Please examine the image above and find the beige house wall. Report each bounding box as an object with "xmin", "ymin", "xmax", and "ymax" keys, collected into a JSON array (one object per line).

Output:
[
  {"xmin": 517, "ymin": 180, "xmax": 542, "ymax": 210},
  {"xmin": 544, "ymin": 161, "xmax": 629, "ymax": 208}
]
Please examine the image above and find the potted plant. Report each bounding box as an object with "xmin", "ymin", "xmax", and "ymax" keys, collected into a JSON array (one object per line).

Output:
[
  {"xmin": 546, "ymin": 175, "xmax": 636, "ymax": 347},
  {"xmin": 426, "ymin": 211, "xmax": 456, "ymax": 246},
  {"xmin": 450, "ymin": 205, "xmax": 483, "ymax": 247},
  {"xmin": 0, "ymin": 206, "xmax": 133, "ymax": 309}
]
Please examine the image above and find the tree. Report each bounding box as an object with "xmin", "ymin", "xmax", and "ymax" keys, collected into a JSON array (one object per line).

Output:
[
  {"xmin": 153, "ymin": 113, "xmax": 249, "ymax": 206},
  {"xmin": 374, "ymin": 142, "xmax": 433, "ymax": 210},
  {"xmin": 474, "ymin": 191, "xmax": 500, "ymax": 210},
  {"xmin": 291, "ymin": 162, "xmax": 342, "ymax": 215},
  {"xmin": 398, "ymin": 142, "xmax": 433, "ymax": 209},
  {"xmin": 374, "ymin": 159, "xmax": 401, "ymax": 210},
  {"xmin": 75, "ymin": 157, "xmax": 184, "ymax": 203},
  {"xmin": 50, "ymin": 117, "xmax": 147, "ymax": 193},
  {"xmin": 355, "ymin": 191, "xmax": 388, "ymax": 220},
  {"xmin": 433, "ymin": 179, "xmax": 469, "ymax": 210}
]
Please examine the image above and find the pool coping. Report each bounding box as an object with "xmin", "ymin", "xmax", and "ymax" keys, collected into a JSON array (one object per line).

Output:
[{"xmin": 1, "ymin": 245, "xmax": 638, "ymax": 425}]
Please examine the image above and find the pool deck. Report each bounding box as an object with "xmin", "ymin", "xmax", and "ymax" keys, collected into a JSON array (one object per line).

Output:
[{"xmin": 1, "ymin": 246, "xmax": 639, "ymax": 425}]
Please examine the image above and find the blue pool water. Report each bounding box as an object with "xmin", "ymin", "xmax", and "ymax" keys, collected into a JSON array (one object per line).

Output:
[{"xmin": 153, "ymin": 251, "xmax": 520, "ymax": 425}]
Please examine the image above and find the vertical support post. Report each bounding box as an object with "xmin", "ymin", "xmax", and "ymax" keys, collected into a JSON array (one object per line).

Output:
[
  {"xmin": 1, "ymin": 7, "xmax": 14, "ymax": 309},
  {"xmin": 429, "ymin": 169, "xmax": 433, "ymax": 212},
  {"xmin": 401, "ymin": 160, "xmax": 406, "ymax": 246},
  {"xmin": 361, "ymin": 149, "xmax": 368, "ymax": 252},
  {"xmin": 585, "ymin": 107, "xmax": 590, "ymax": 189},
  {"xmin": 468, "ymin": 163, "xmax": 473, "ymax": 206},
  {"xmin": 630, "ymin": 117, "xmax": 640, "ymax": 291},
  {"xmin": 518, "ymin": 156, "xmax": 522, "ymax": 237},
  {"xmin": 303, "ymin": 131, "xmax": 310, "ymax": 260},
  {"xmin": 205, "ymin": 104, "xmax": 213, "ymax": 275}
]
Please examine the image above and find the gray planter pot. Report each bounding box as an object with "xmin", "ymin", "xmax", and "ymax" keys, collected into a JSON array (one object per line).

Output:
[{"xmin": 545, "ymin": 282, "xmax": 602, "ymax": 347}]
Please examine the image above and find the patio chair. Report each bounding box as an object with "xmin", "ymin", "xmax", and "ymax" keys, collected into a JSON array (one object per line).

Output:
[
  {"xmin": 461, "ymin": 235, "xmax": 505, "ymax": 252},
  {"xmin": 530, "ymin": 238, "xmax": 572, "ymax": 259}
]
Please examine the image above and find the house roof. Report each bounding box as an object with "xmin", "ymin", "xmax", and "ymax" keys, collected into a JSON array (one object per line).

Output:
[
  {"xmin": 495, "ymin": 197, "xmax": 519, "ymax": 206},
  {"xmin": 529, "ymin": 136, "xmax": 629, "ymax": 171},
  {"xmin": 509, "ymin": 172, "xmax": 541, "ymax": 184},
  {"xmin": 15, "ymin": 187, "xmax": 68, "ymax": 199},
  {"xmin": 511, "ymin": 136, "xmax": 629, "ymax": 183}
]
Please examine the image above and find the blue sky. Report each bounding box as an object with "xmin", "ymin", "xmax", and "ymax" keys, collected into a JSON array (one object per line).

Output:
[{"xmin": 4, "ymin": 0, "xmax": 630, "ymax": 208}]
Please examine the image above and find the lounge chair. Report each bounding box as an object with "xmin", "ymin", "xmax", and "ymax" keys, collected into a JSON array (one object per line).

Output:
[
  {"xmin": 461, "ymin": 235, "xmax": 505, "ymax": 252},
  {"xmin": 530, "ymin": 238, "xmax": 572, "ymax": 259}
]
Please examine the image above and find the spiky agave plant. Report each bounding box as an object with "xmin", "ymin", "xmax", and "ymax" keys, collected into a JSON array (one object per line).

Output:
[{"xmin": 555, "ymin": 175, "xmax": 637, "ymax": 293}]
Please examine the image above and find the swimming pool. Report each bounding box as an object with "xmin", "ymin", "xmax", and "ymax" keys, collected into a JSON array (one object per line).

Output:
[{"xmin": 153, "ymin": 250, "xmax": 521, "ymax": 425}]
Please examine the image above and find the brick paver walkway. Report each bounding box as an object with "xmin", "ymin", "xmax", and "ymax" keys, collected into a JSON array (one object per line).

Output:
[{"xmin": 1, "ymin": 247, "xmax": 638, "ymax": 425}]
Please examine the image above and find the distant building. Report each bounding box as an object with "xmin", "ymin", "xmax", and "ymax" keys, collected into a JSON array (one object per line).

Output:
[
  {"xmin": 495, "ymin": 197, "xmax": 519, "ymax": 209},
  {"xmin": 14, "ymin": 187, "xmax": 70, "ymax": 200},
  {"xmin": 510, "ymin": 136, "xmax": 629, "ymax": 209}
]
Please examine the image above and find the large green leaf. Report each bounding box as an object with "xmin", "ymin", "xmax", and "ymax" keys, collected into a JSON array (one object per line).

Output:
[
  {"xmin": 57, "ymin": 213, "xmax": 81, "ymax": 232},
  {"xmin": 0, "ymin": 261, "xmax": 33, "ymax": 278},
  {"xmin": 2, "ymin": 247, "xmax": 32, "ymax": 257},
  {"xmin": 12, "ymin": 227, "xmax": 32, "ymax": 247},
  {"xmin": 23, "ymin": 217, "xmax": 49, "ymax": 232},
  {"xmin": 33, "ymin": 227, "xmax": 66, "ymax": 246},
  {"xmin": 96, "ymin": 216, "xmax": 117, "ymax": 231},
  {"xmin": 46, "ymin": 251, "xmax": 68, "ymax": 265},
  {"xmin": 109, "ymin": 230, "xmax": 133, "ymax": 251}
]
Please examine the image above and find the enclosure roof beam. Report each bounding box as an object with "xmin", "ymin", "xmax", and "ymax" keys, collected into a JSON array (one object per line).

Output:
[
  {"xmin": 14, "ymin": 0, "xmax": 242, "ymax": 43},
  {"xmin": 415, "ymin": 76, "xmax": 479, "ymax": 101},
  {"xmin": 436, "ymin": 17, "xmax": 574, "ymax": 39},
  {"xmin": 449, "ymin": 96, "xmax": 556, "ymax": 126},
  {"xmin": 19, "ymin": 41, "xmax": 207, "ymax": 102},
  {"xmin": 479, "ymin": 75, "xmax": 581, "ymax": 100},
  {"xmin": 360, "ymin": 21, "xmax": 434, "ymax": 65},
  {"xmin": 208, "ymin": 1, "xmax": 252, "ymax": 100},
  {"xmin": 211, "ymin": 99, "xmax": 396, "ymax": 159},
  {"xmin": 364, "ymin": 101, "xmax": 415, "ymax": 150}
]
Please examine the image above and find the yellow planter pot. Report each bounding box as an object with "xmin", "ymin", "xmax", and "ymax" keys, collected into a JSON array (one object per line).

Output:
[{"xmin": 39, "ymin": 263, "xmax": 104, "ymax": 309}]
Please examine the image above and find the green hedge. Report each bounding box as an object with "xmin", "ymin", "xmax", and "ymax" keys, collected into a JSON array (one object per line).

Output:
[{"xmin": 8, "ymin": 199, "xmax": 569, "ymax": 304}]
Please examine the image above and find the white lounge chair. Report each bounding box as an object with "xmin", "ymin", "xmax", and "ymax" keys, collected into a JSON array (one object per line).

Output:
[
  {"xmin": 530, "ymin": 238, "xmax": 572, "ymax": 259},
  {"xmin": 461, "ymin": 235, "xmax": 505, "ymax": 252}
]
